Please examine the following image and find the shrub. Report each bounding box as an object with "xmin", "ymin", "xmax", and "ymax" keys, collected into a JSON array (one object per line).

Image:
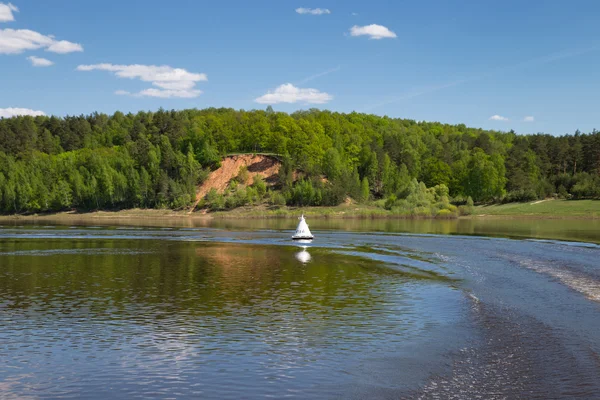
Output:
[
  {"xmin": 228, "ymin": 180, "xmax": 238, "ymax": 192},
  {"xmin": 236, "ymin": 166, "xmax": 250, "ymax": 184},
  {"xmin": 571, "ymin": 173, "xmax": 600, "ymax": 199},
  {"xmin": 225, "ymin": 195, "xmax": 237, "ymax": 209},
  {"xmin": 536, "ymin": 179, "xmax": 554, "ymax": 199},
  {"xmin": 384, "ymin": 194, "xmax": 397, "ymax": 210},
  {"xmin": 252, "ymin": 175, "xmax": 267, "ymax": 197},
  {"xmin": 413, "ymin": 206, "xmax": 433, "ymax": 217},
  {"xmin": 503, "ymin": 189, "xmax": 537, "ymax": 203},
  {"xmin": 466, "ymin": 196, "xmax": 474, "ymax": 207},
  {"xmin": 246, "ymin": 186, "xmax": 259, "ymax": 205},
  {"xmin": 436, "ymin": 209, "xmax": 456, "ymax": 219},
  {"xmin": 268, "ymin": 191, "xmax": 286, "ymax": 206},
  {"xmin": 233, "ymin": 187, "xmax": 248, "ymax": 207},
  {"xmin": 557, "ymin": 185, "xmax": 570, "ymax": 199},
  {"xmin": 208, "ymin": 192, "xmax": 225, "ymax": 211},
  {"xmin": 458, "ymin": 206, "xmax": 470, "ymax": 216}
]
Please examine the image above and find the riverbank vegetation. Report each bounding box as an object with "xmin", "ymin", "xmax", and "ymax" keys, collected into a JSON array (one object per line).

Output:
[
  {"xmin": 3, "ymin": 199, "xmax": 596, "ymax": 223},
  {"xmin": 474, "ymin": 199, "xmax": 600, "ymax": 218},
  {"xmin": 0, "ymin": 108, "xmax": 598, "ymax": 216}
]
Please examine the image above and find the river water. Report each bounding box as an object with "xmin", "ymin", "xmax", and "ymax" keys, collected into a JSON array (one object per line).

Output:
[{"xmin": 0, "ymin": 221, "xmax": 599, "ymax": 399}]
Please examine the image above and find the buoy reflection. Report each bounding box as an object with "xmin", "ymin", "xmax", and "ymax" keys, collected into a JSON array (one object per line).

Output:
[{"xmin": 295, "ymin": 247, "xmax": 311, "ymax": 264}]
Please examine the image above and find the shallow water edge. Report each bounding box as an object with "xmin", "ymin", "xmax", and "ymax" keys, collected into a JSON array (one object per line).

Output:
[{"xmin": 1, "ymin": 212, "xmax": 599, "ymax": 244}]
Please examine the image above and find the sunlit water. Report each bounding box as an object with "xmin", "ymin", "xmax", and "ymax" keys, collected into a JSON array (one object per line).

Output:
[{"xmin": 1, "ymin": 224, "xmax": 599, "ymax": 399}]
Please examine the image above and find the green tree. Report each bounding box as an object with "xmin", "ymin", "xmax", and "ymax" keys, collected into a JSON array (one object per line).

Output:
[{"xmin": 360, "ymin": 177, "xmax": 370, "ymax": 203}]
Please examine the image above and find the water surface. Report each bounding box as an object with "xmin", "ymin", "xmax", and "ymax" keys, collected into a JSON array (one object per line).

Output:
[
  {"xmin": 5, "ymin": 215, "xmax": 599, "ymax": 244},
  {"xmin": 1, "ymin": 224, "xmax": 599, "ymax": 398}
]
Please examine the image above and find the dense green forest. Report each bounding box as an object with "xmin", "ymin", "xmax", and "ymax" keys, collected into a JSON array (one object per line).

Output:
[{"xmin": 0, "ymin": 107, "xmax": 598, "ymax": 214}]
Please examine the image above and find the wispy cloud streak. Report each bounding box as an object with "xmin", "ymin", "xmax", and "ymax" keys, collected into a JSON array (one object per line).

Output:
[
  {"xmin": 363, "ymin": 79, "xmax": 468, "ymax": 111},
  {"xmin": 364, "ymin": 45, "xmax": 600, "ymax": 111},
  {"xmin": 296, "ymin": 66, "xmax": 341, "ymax": 85}
]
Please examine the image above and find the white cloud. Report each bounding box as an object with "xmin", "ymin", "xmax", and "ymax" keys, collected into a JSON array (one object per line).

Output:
[
  {"xmin": 0, "ymin": 28, "xmax": 83, "ymax": 54},
  {"xmin": 0, "ymin": 2, "xmax": 18, "ymax": 22},
  {"xmin": 349, "ymin": 24, "xmax": 397, "ymax": 40},
  {"xmin": 352, "ymin": 12, "xmax": 359, "ymax": 16},
  {"xmin": 46, "ymin": 40, "xmax": 83, "ymax": 54},
  {"xmin": 0, "ymin": 107, "xmax": 45, "ymax": 118},
  {"xmin": 255, "ymin": 83, "xmax": 332, "ymax": 104},
  {"xmin": 78, "ymin": 63, "xmax": 207, "ymax": 98},
  {"xmin": 295, "ymin": 7, "xmax": 331, "ymax": 15},
  {"xmin": 27, "ymin": 55, "xmax": 53, "ymax": 67},
  {"xmin": 140, "ymin": 88, "xmax": 202, "ymax": 98},
  {"xmin": 116, "ymin": 88, "xmax": 202, "ymax": 98},
  {"xmin": 523, "ymin": 116, "xmax": 535, "ymax": 122},
  {"xmin": 489, "ymin": 115, "xmax": 509, "ymax": 121}
]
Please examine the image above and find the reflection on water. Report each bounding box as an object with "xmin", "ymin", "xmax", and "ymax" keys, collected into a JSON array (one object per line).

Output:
[
  {"xmin": 4, "ymin": 215, "xmax": 600, "ymax": 244},
  {"xmin": 0, "ymin": 237, "xmax": 461, "ymax": 399},
  {"xmin": 1, "ymin": 226, "xmax": 600, "ymax": 399},
  {"xmin": 295, "ymin": 247, "xmax": 311, "ymax": 264}
]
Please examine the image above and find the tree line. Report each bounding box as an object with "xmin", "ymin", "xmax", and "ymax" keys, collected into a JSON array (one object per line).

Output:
[{"xmin": 0, "ymin": 107, "xmax": 598, "ymax": 214}]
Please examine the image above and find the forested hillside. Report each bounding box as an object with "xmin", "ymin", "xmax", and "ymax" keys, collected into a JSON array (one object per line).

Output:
[{"xmin": 0, "ymin": 107, "xmax": 598, "ymax": 214}]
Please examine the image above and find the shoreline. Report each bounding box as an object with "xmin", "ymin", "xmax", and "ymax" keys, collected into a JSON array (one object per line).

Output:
[{"xmin": 0, "ymin": 206, "xmax": 598, "ymax": 222}]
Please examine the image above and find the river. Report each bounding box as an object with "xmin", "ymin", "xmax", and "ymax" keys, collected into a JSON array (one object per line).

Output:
[{"xmin": 0, "ymin": 220, "xmax": 599, "ymax": 398}]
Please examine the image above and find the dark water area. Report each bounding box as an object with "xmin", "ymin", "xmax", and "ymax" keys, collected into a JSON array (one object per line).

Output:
[{"xmin": 1, "ymin": 224, "xmax": 599, "ymax": 398}]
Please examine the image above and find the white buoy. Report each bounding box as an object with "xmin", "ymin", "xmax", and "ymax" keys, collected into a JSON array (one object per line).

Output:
[{"xmin": 292, "ymin": 214, "xmax": 314, "ymax": 241}]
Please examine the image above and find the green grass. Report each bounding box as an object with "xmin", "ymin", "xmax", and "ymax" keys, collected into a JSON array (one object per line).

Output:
[
  {"xmin": 211, "ymin": 204, "xmax": 385, "ymax": 219},
  {"xmin": 474, "ymin": 199, "xmax": 600, "ymax": 217},
  {"xmin": 209, "ymin": 203, "xmax": 459, "ymax": 219}
]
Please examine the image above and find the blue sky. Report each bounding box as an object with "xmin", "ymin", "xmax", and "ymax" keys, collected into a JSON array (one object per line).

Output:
[{"xmin": 1, "ymin": 0, "xmax": 599, "ymax": 135}]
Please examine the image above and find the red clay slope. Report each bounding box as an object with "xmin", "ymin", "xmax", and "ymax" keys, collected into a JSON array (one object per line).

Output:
[{"xmin": 190, "ymin": 154, "xmax": 282, "ymax": 212}]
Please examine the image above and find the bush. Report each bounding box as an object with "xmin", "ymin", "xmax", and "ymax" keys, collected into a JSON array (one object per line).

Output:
[
  {"xmin": 268, "ymin": 191, "xmax": 286, "ymax": 206},
  {"xmin": 233, "ymin": 187, "xmax": 248, "ymax": 207},
  {"xmin": 381, "ymin": 181, "xmax": 458, "ymax": 218},
  {"xmin": 321, "ymin": 184, "xmax": 345, "ymax": 206},
  {"xmin": 384, "ymin": 194, "xmax": 397, "ymax": 210},
  {"xmin": 536, "ymin": 179, "xmax": 554, "ymax": 199},
  {"xmin": 413, "ymin": 206, "xmax": 433, "ymax": 217},
  {"xmin": 206, "ymin": 188, "xmax": 225, "ymax": 211},
  {"xmin": 287, "ymin": 180, "xmax": 316, "ymax": 206},
  {"xmin": 458, "ymin": 205, "xmax": 473, "ymax": 216},
  {"xmin": 236, "ymin": 166, "xmax": 250, "ymax": 184},
  {"xmin": 225, "ymin": 195, "xmax": 237, "ymax": 209},
  {"xmin": 557, "ymin": 185, "xmax": 570, "ymax": 199},
  {"xmin": 252, "ymin": 175, "xmax": 267, "ymax": 197},
  {"xmin": 228, "ymin": 180, "xmax": 238, "ymax": 191},
  {"xmin": 503, "ymin": 189, "xmax": 538, "ymax": 203},
  {"xmin": 553, "ymin": 173, "xmax": 575, "ymax": 193},
  {"xmin": 466, "ymin": 196, "xmax": 474, "ymax": 207},
  {"xmin": 246, "ymin": 186, "xmax": 259, "ymax": 205},
  {"xmin": 436, "ymin": 209, "xmax": 456, "ymax": 219},
  {"xmin": 571, "ymin": 173, "xmax": 600, "ymax": 199}
]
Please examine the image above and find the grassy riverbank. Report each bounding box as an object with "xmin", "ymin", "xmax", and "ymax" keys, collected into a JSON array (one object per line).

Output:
[
  {"xmin": 473, "ymin": 199, "xmax": 600, "ymax": 218},
  {"xmin": 208, "ymin": 199, "xmax": 600, "ymax": 219},
  {"xmin": 0, "ymin": 205, "xmax": 415, "ymax": 222},
  {"xmin": 211, "ymin": 204, "xmax": 415, "ymax": 219},
  {"xmin": 0, "ymin": 209, "xmax": 199, "ymax": 223},
  {"xmin": 0, "ymin": 199, "xmax": 598, "ymax": 223}
]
